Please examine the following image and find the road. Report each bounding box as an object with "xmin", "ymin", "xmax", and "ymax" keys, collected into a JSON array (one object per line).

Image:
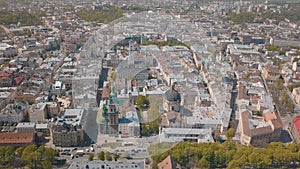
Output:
[
  {"xmin": 83, "ymin": 107, "xmax": 98, "ymax": 144},
  {"xmin": 83, "ymin": 67, "xmax": 110, "ymax": 145},
  {"xmin": 96, "ymin": 134, "xmax": 160, "ymax": 158}
]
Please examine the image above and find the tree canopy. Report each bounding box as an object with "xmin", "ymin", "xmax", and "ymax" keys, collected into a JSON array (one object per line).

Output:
[
  {"xmin": 0, "ymin": 145, "xmax": 59, "ymax": 169},
  {"xmin": 227, "ymin": 13, "xmax": 256, "ymax": 24},
  {"xmin": 135, "ymin": 94, "xmax": 150, "ymax": 110},
  {"xmin": 76, "ymin": 8, "xmax": 123, "ymax": 24},
  {"xmin": 152, "ymin": 141, "xmax": 300, "ymax": 169},
  {"xmin": 98, "ymin": 151, "xmax": 105, "ymax": 161},
  {"xmin": 105, "ymin": 151, "xmax": 112, "ymax": 161},
  {"xmin": 141, "ymin": 41, "xmax": 190, "ymax": 49},
  {"xmin": 140, "ymin": 117, "xmax": 160, "ymax": 136},
  {"xmin": 225, "ymin": 128, "xmax": 235, "ymax": 140},
  {"xmin": 0, "ymin": 11, "xmax": 45, "ymax": 26},
  {"xmin": 88, "ymin": 153, "xmax": 94, "ymax": 161}
]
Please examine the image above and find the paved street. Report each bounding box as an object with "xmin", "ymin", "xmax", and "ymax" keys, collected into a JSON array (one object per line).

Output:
[
  {"xmin": 96, "ymin": 133, "xmax": 160, "ymax": 158},
  {"xmin": 83, "ymin": 107, "xmax": 98, "ymax": 144}
]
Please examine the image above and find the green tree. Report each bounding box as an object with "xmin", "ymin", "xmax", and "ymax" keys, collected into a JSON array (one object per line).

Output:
[
  {"xmin": 21, "ymin": 145, "xmax": 37, "ymax": 168},
  {"xmin": 21, "ymin": 145, "xmax": 58, "ymax": 169},
  {"xmin": 15, "ymin": 147, "xmax": 24, "ymax": 158},
  {"xmin": 267, "ymin": 142, "xmax": 285, "ymax": 150},
  {"xmin": 0, "ymin": 145, "xmax": 58, "ymax": 169},
  {"xmin": 227, "ymin": 158, "xmax": 246, "ymax": 169},
  {"xmin": 214, "ymin": 150, "xmax": 227, "ymax": 167},
  {"xmin": 149, "ymin": 118, "xmax": 160, "ymax": 134},
  {"xmin": 228, "ymin": 13, "xmax": 256, "ymax": 24},
  {"xmin": 42, "ymin": 161, "xmax": 52, "ymax": 169},
  {"xmin": 110, "ymin": 71, "xmax": 117, "ymax": 80},
  {"xmin": 76, "ymin": 8, "xmax": 124, "ymax": 24},
  {"xmin": 254, "ymin": 111, "xmax": 262, "ymax": 116},
  {"xmin": 288, "ymin": 143, "xmax": 300, "ymax": 153},
  {"xmin": 88, "ymin": 153, "xmax": 94, "ymax": 161},
  {"xmin": 198, "ymin": 157, "xmax": 211, "ymax": 169},
  {"xmin": 267, "ymin": 45, "xmax": 279, "ymax": 52},
  {"xmin": 105, "ymin": 151, "xmax": 112, "ymax": 161},
  {"xmin": 98, "ymin": 151, "xmax": 105, "ymax": 161},
  {"xmin": 141, "ymin": 40, "xmax": 190, "ymax": 49},
  {"xmin": 0, "ymin": 146, "xmax": 14, "ymax": 166},
  {"xmin": 140, "ymin": 123, "xmax": 149, "ymax": 136},
  {"xmin": 0, "ymin": 11, "xmax": 46, "ymax": 26},
  {"xmin": 248, "ymin": 150, "xmax": 270, "ymax": 169},
  {"xmin": 4, "ymin": 146, "xmax": 14, "ymax": 165},
  {"xmin": 226, "ymin": 128, "xmax": 235, "ymax": 140},
  {"xmin": 113, "ymin": 153, "xmax": 120, "ymax": 161},
  {"xmin": 140, "ymin": 117, "xmax": 161, "ymax": 136},
  {"xmin": 30, "ymin": 152, "xmax": 42, "ymax": 169},
  {"xmin": 273, "ymin": 150, "xmax": 292, "ymax": 167},
  {"xmin": 136, "ymin": 95, "xmax": 150, "ymax": 110},
  {"xmin": 43, "ymin": 147, "xmax": 58, "ymax": 161}
]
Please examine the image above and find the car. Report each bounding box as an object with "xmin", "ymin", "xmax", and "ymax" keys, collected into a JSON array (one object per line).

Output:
[{"xmin": 72, "ymin": 148, "xmax": 78, "ymax": 151}]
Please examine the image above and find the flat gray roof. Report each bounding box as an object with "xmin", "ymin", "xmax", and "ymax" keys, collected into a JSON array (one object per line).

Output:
[{"xmin": 68, "ymin": 160, "xmax": 145, "ymax": 169}]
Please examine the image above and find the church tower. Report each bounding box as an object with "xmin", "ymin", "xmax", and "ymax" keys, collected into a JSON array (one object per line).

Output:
[{"xmin": 108, "ymin": 104, "xmax": 118, "ymax": 134}]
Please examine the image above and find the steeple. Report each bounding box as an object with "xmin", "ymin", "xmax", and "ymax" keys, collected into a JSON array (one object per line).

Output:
[{"xmin": 109, "ymin": 82, "xmax": 117, "ymax": 104}]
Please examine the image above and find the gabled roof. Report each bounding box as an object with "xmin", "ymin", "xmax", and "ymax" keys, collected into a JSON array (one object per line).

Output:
[
  {"xmin": 293, "ymin": 116, "xmax": 300, "ymax": 136},
  {"xmin": 0, "ymin": 132, "xmax": 34, "ymax": 144},
  {"xmin": 158, "ymin": 155, "xmax": 181, "ymax": 169}
]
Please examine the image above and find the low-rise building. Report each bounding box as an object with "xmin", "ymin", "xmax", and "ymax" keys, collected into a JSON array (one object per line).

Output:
[
  {"xmin": 0, "ymin": 87, "xmax": 16, "ymax": 109},
  {"xmin": 0, "ymin": 132, "xmax": 34, "ymax": 147},
  {"xmin": 35, "ymin": 123, "xmax": 49, "ymax": 137},
  {"xmin": 118, "ymin": 111, "xmax": 140, "ymax": 137},
  {"xmin": 158, "ymin": 155, "xmax": 181, "ymax": 169},
  {"xmin": 16, "ymin": 122, "xmax": 35, "ymax": 133},
  {"xmin": 261, "ymin": 65, "xmax": 282, "ymax": 83},
  {"xmin": 52, "ymin": 109, "xmax": 86, "ymax": 147},
  {"xmin": 28, "ymin": 102, "xmax": 59, "ymax": 123},
  {"xmin": 68, "ymin": 160, "xmax": 145, "ymax": 169},
  {"xmin": 290, "ymin": 116, "xmax": 300, "ymax": 144},
  {"xmin": 240, "ymin": 111, "xmax": 283, "ymax": 146},
  {"xmin": 292, "ymin": 87, "xmax": 300, "ymax": 104},
  {"xmin": 159, "ymin": 127, "xmax": 214, "ymax": 143},
  {"xmin": 0, "ymin": 102, "xmax": 27, "ymax": 123},
  {"xmin": 163, "ymin": 89, "xmax": 181, "ymax": 112}
]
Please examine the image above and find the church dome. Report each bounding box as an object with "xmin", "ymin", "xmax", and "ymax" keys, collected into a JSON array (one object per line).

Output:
[{"xmin": 164, "ymin": 89, "xmax": 180, "ymax": 102}]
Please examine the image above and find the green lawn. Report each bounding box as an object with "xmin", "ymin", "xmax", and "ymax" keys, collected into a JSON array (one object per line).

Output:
[
  {"xmin": 147, "ymin": 143, "xmax": 175, "ymax": 156},
  {"xmin": 102, "ymin": 142, "xmax": 121, "ymax": 149},
  {"xmin": 96, "ymin": 108, "xmax": 105, "ymax": 124},
  {"xmin": 147, "ymin": 95, "xmax": 163, "ymax": 122}
]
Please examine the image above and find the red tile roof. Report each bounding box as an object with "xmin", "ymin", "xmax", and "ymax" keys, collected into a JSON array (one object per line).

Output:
[
  {"xmin": 158, "ymin": 155, "xmax": 181, "ymax": 169},
  {"xmin": 0, "ymin": 132, "xmax": 34, "ymax": 144},
  {"xmin": 264, "ymin": 112, "xmax": 277, "ymax": 121},
  {"xmin": 102, "ymin": 87, "xmax": 110, "ymax": 99},
  {"xmin": 293, "ymin": 116, "xmax": 300, "ymax": 136}
]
